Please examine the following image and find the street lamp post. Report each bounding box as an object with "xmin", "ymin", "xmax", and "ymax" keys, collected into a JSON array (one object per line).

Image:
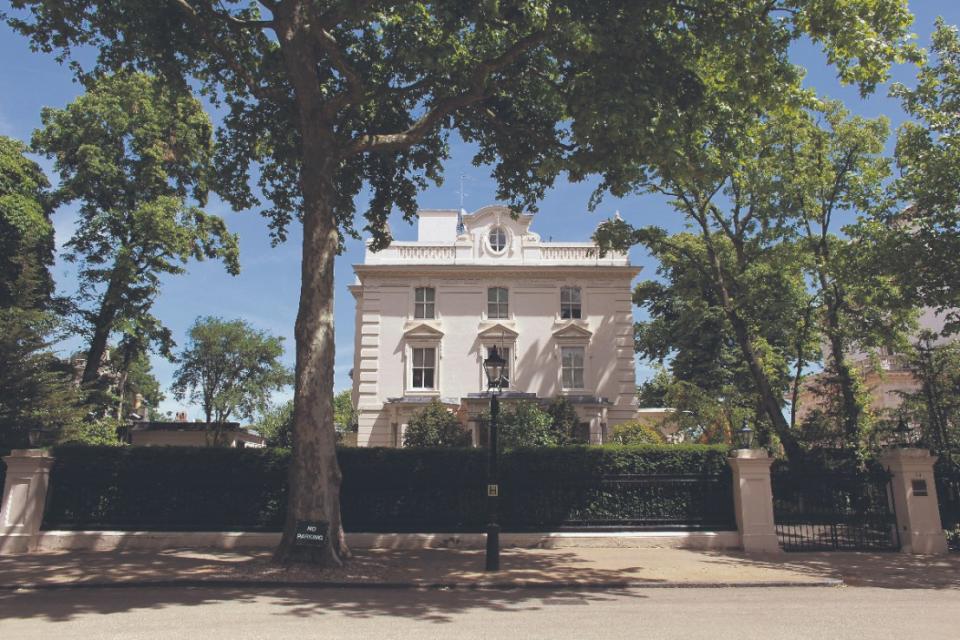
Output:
[{"xmin": 482, "ymin": 345, "xmax": 507, "ymax": 572}]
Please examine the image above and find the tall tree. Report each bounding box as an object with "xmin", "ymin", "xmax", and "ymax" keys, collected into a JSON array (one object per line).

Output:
[
  {"xmin": 7, "ymin": 0, "xmax": 916, "ymax": 564},
  {"xmin": 171, "ymin": 316, "xmax": 292, "ymax": 445},
  {"xmin": 891, "ymin": 19, "xmax": 960, "ymax": 336},
  {"xmin": 598, "ymin": 99, "xmax": 916, "ymax": 459},
  {"xmin": 777, "ymin": 101, "xmax": 915, "ymax": 457},
  {"xmin": 0, "ymin": 135, "xmax": 54, "ymax": 310},
  {"xmin": 0, "ymin": 136, "xmax": 84, "ymax": 449},
  {"xmin": 31, "ymin": 72, "xmax": 240, "ymax": 391}
]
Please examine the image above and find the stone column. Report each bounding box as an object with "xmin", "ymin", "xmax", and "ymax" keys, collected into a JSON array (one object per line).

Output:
[
  {"xmin": 1, "ymin": 449, "xmax": 55, "ymax": 554},
  {"xmin": 728, "ymin": 449, "xmax": 781, "ymax": 553},
  {"xmin": 879, "ymin": 448, "xmax": 948, "ymax": 555}
]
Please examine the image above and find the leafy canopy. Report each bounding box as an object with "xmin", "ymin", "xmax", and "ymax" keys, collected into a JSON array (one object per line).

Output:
[
  {"xmin": 0, "ymin": 135, "xmax": 54, "ymax": 310},
  {"xmin": 171, "ymin": 316, "xmax": 293, "ymax": 433},
  {"xmin": 5, "ymin": 1, "xmax": 918, "ymax": 248},
  {"xmin": 31, "ymin": 71, "xmax": 240, "ymax": 363}
]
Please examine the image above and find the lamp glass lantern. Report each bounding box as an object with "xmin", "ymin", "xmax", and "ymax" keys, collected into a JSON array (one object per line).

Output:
[
  {"xmin": 736, "ymin": 419, "xmax": 755, "ymax": 450},
  {"xmin": 483, "ymin": 345, "xmax": 507, "ymax": 391}
]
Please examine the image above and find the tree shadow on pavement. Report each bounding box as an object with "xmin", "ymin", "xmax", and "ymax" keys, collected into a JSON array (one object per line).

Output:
[
  {"xmin": 698, "ymin": 550, "xmax": 960, "ymax": 589},
  {"xmin": 0, "ymin": 548, "xmax": 650, "ymax": 623}
]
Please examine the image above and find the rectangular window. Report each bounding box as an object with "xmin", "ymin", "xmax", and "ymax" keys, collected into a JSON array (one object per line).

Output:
[
  {"xmin": 414, "ymin": 287, "xmax": 435, "ymax": 319},
  {"xmin": 411, "ymin": 347, "xmax": 436, "ymax": 389},
  {"xmin": 561, "ymin": 346, "xmax": 585, "ymax": 389},
  {"xmin": 486, "ymin": 346, "xmax": 510, "ymax": 387},
  {"xmin": 560, "ymin": 286, "xmax": 582, "ymax": 319},
  {"xmin": 487, "ymin": 287, "xmax": 509, "ymax": 319}
]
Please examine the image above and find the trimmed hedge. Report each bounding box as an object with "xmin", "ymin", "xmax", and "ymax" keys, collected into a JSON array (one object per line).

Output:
[{"xmin": 43, "ymin": 444, "xmax": 733, "ymax": 532}]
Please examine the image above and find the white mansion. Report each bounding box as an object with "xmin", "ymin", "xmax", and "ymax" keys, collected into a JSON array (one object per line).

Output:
[{"xmin": 349, "ymin": 205, "xmax": 640, "ymax": 447}]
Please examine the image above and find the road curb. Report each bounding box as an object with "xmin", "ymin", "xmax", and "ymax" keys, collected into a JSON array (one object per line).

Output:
[{"xmin": 0, "ymin": 577, "xmax": 844, "ymax": 591}]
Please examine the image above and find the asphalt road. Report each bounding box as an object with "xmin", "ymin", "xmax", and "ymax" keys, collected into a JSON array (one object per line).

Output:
[{"xmin": 0, "ymin": 585, "xmax": 957, "ymax": 639}]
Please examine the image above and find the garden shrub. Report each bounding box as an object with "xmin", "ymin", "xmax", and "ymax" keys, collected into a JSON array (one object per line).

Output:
[
  {"xmin": 610, "ymin": 420, "xmax": 667, "ymax": 445},
  {"xmin": 402, "ymin": 400, "xmax": 471, "ymax": 447}
]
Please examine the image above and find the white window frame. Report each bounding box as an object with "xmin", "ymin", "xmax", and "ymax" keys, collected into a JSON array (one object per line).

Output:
[
  {"xmin": 560, "ymin": 286, "xmax": 582, "ymax": 320},
  {"xmin": 414, "ymin": 286, "xmax": 436, "ymax": 319},
  {"xmin": 406, "ymin": 343, "xmax": 440, "ymax": 394},
  {"xmin": 487, "ymin": 286, "xmax": 509, "ymax": 319},
  {"xmin": 560, "ymin": 346, "xmax": 587, "ymax": 391},
  {"xmin": 488, "ymin": 226, "xmax": 508, "ymax": 253}
]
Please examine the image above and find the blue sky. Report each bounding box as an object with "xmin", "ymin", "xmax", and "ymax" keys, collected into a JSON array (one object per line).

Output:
[{"xmin": 2, "ymin": 3, "xmax": 958, "ymax": 421}]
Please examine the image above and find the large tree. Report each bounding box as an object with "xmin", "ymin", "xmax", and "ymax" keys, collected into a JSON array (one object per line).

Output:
[
  {"xmin": 31, "ymin": 72, "xmax": 240, "ymax": 392},
  {"xmin": 598, "ymin": 99, "xmax": 917, "ymax": 459},
  {"xmin": 0, "ymin": 135, "xmax": 54, "ymax": 310},
  {"xmin": 891, "ymin": 19, "xmax": 960, "ymax": 336},
  {"xmin": 171, "ymin": 316, "xmax": 292, "ymax": 445},
  {"xmin": 0, "ymin": 136, "xmax": 85, "ymax": 448},
  {"xmin": 6, "ymin": 0, "xmax": 916, "ymax": 564}
]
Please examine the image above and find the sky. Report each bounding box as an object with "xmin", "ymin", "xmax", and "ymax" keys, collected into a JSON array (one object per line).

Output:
[{"xmin": 2, "ymin": 2, "xmax": 959, "ymax": 421}]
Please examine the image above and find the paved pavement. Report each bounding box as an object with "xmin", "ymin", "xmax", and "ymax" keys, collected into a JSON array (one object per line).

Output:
[
  {"xmin": 1, "ymin": 585, "xmax": 958, "ymax": 639},
  {"xmin": 0, "ymin": 547, "xmax": 853, "ymax": 588},
  {"xmin": 1, "ymin": 547, "xmax": 959, "ymax": 589}
]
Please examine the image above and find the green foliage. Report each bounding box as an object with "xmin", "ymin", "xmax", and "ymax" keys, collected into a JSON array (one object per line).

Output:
[
  {"xmin": 0, "ymin": 135, "xmax": 54, "ymax": 310},
  {"xmin": 172, "ymin": 316, "xmax": 292, "ymax": 445},
  {"xmin": 545, "ymin": 397, "xmax": 583, "ymax": 445},
  {"xmin": 891, "ymin": 19, "xmax": 960, "ymax": 336},
  {"xmin": 610, "ymin": 420, "xmax": 667, "ymax": 445},
  {"xmin": 333, "ymin": 389, "xmax": 356, "ymax": 433},
  {"xmin": 255, "ymin": 399, "xmax": 294, "ymax": 448},
  {"xmin": 482, "ymin": 401, "xmax": 557, "ymax": 449},
  {"xmin": 898, "ymin": 334, "xmax": 960, "ymax": 458},
  {"xmin": 597, "ymin": 96, "xmax": 917, "ymax": 459},
  {"xmin": 31, "ymin": 72, "xmax": 240, "ymax": 389},
  {"xmin": 58, "ymin": 418, "xmax": 124, "ymax": 447},
  {"xmin": 44, "ymin": 444, "xmax": 732, "ymax": 532},
  {"xmin": 403, "ymin": 400, "xmax": 471, "ymax": 448},
  {"xmin": 0, "ymin": 309, "xmax": 85, "ymax": 449}
]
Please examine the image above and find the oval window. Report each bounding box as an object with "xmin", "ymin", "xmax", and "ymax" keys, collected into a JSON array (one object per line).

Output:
[{"xmin": 489, "ymin": 226, "xmax": 507, "ymax": 252}]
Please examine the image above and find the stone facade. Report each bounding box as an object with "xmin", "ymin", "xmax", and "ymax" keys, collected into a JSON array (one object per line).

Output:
[{"xmin": 349, "ymin": 205, "xmax": 640, "ymax": 447}]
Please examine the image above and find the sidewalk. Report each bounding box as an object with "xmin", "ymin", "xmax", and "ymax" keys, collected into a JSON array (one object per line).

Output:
[
  {"xmin": 1, "ymin": 547, "xmax": 957, "ymax": 590},
  {"xmin": 0, "ymin": 547, "xmax": 838, "ymax": 589}
]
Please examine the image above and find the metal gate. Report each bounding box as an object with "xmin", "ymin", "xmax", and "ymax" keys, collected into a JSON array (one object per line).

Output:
[
  {"xmin": 772, "ymin": 470, "xmax": 900, "ymax": 552},
  {"xmin": 935, "ymin": 468, "xmax": 960, "ymax": 552}
]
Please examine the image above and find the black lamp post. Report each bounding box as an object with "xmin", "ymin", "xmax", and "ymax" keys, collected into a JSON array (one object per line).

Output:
[{"xmin": 482, "ymin": 345, "xmax": 507, "ymax": 572}]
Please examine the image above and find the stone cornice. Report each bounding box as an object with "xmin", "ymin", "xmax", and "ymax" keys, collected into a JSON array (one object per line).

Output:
[{"xmin": 354, "ymin": 264, "xmax": 641, "ymax": 280}]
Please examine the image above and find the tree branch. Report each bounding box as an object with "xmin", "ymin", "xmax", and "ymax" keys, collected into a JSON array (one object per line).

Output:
[
  {"xmin": 171, "ymin": 0, "xmax": 280, "ymax": 101},
  {"xmin": 345, "ymin": 30, "xmax": 550, "ymax": 155}
]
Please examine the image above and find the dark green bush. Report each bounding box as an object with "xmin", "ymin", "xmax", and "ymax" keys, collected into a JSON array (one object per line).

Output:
[{"xmin": 43, "ymin": 444, "xmax": 733, "ymax": 532}]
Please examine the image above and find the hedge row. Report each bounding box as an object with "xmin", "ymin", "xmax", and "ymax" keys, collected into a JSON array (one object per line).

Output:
[{"xmin": 42, "ymin": 444, "xmax": 734, "ymax": 532}]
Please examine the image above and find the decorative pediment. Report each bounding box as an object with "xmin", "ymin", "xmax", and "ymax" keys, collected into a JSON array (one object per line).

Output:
[
  {"xmin": 402, "ymin": 321, "xmax": 444, "ymax": 340},
  {"xmin": 461, "ymin": 205, "xmax": 535, "ymax": 237},
  {"xmin": 552, "ymin": 322, "xmax": 592, "ymax": 341},
  {"xmin": 477, "ymin": 321, "xmax": 519, "ymax": 341}
]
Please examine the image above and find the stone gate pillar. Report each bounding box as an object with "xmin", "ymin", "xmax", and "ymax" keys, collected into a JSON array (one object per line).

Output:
[
  {"xmin": 728, "ymin": 449, "xmax": 781, "ymax": 553},
  {"xmin": 1, "ymin": 449, "xmax": 55, "ymax": 554},
  {"xmin": 879, "ymin": 448, "xmax": 948, "ymax": 555}
]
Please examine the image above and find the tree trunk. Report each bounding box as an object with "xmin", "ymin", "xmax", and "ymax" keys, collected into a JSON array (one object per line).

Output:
[
  {"xmin": 696, "ymin": 226, "xmax": 801, "ymax": 459},
  {"xmin": 81, "ymin": 265, "xmax": 126, "ymax": 386}
]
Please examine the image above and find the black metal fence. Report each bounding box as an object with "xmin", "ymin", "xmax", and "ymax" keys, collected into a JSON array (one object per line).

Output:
[
  {"xmin": 772, "ymin": 470, "xmax": 900, "ymax": 552},
  {"xmin": 342, "ymin": 472, "xmax": 736, "ymax": 533},
  {"xmin": 935, "ymin": 468, "xmax": 960, "ymax": 552}
]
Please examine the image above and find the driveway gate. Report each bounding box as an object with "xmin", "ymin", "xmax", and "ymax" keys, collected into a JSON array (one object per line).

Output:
[
  {"xmin": 771, "ymin": 470, "xmax": 900, "ymax": 552},
  {"xmin": 935, "ymin": 467, "xmax": 960, "ymax": 552}
]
